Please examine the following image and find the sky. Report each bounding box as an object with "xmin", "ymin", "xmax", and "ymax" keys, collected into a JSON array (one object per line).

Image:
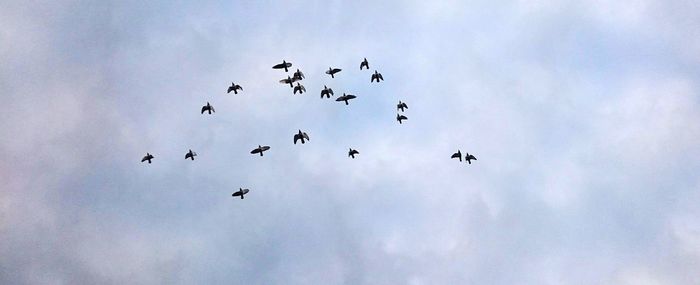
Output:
[{"xmin": 1, "ymin": 0, "xmax": 699, "ymax": 284}]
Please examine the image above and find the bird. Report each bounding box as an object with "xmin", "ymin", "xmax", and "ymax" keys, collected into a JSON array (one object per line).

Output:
[
  {"xmin": 227, "ymin": 82, "xmax": 242, "ymax": 94},
  {"xmin": 201, "ymin": 102, "xmax": 215, "ymax": 114},
  {"xmin": 185, "ymin": 149, "xmax": 197, "ymax": 160},
  {"xmin": 336, "ymin": 93, "xmax": 356, "ymax": 105},
  {"xmin": 326, "ymin": 67, "xmax": 342, "ymax": 78},
  {"xmin": 141, "ymin": 153, "xmax": 154, "ymax": 164},
  {"xmin": 273, "ymin": 60, "xmax": 292, "ymax": 72},
  {"xmin": 371, "ymin": 70, "xmax": 384, "ymax": 82},
  {"xmin": 232, "ymin": 188, "xmax": 250, "ymax": 199},
  {"xmin": 293, "ymin": 130, "xmax": 310, "ymax": 144},
  {"xmin": 465, "ymin": 153, "xmax": 477, "ymax": 164},
  {"xmin": 279, "ymin": 76, "xmax": 296, "ymax": 88},
  {"xmin": 293, "ymin": 69, "xmax": 305, "ymax": 81},
  {"xmin": 396, "ymin": 114, "xmax": 408, "ymax": 124},
  {"xmin": 360, "ymin": 58, "xmax": 369, "ymax": 70},
  {"xmin": 320, "ymin": 85, "xmax": 334, "ymax": 98},
  {"xmin": 348, "ymin": 148, "xmax": 359, "ymax": 159},
  {"xmin": 451, "ymin": 150, "xmax": 462, "ymax": 162},
  {"xmin": 250, "ymin": 145, "xmax": 271, "ymax": 156},
  {"xmin": 397, "ymin": 101, "xmax": 408, "ymax": 112},
  {"xmin": 293, "ymin": 82, "xmax": 306, "ymax": 94}
]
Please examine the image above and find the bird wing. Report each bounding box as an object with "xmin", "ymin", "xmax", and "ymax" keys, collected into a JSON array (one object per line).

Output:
[
  {"xmin": 335, "ymin": 96, "xmax": 345, "ymax": 101},
  {"xmin": 260, "ymin": 146, "xmax": 270, "ymax": 151},
  {"xmin": 346, "ymin": 95, "xmax": 356, "ymax": 100},
  {"xmin": 280, "ymin": 78, "xmax": 291, "ymax": 84},
  {"xmin": 251, "ymin": 148, "xmax": 260, "ymax": 154},
  {"xmin": 451, "ymin": 152, "xmax": 461, "ymax": 159},
  {"xmin": 141, "ymin": 156, "xmax": 148, "ymax": 162},
  {"xmin": 272, "ymin": 63, "xmax": 284, "ymax": 69},
  {"xmin": 227, "ymin": 86, "xmax": 234, "ymax": 93},
  {"xmin": 328, "ymin": 88, "xmax": 333, "ymax": 95},
  {"xmin": 201, "ymin": 106, "xmax": 207, "ymax": 114},
  {"xmin": 325, "ymin": 69, "xmax": 332, "ymax": 74},
  {"xmin": 302, "ymin": 132, "xmax": 310, "ymax": 141},
  {"xmin": 400, "ymin": 115, "xmax": 407, "ymax": 120},
  {"xmin": 467, "ymin": 155, "xmax": 477, "ymax": 160},
  {"xmin": 293, "ymin": 134, "xmax": 301, "ymax": 144},
  {"xmin": 237, "ymin": 85, "xmax": 242, "ymax": 90},
  {"xmin": 241, "ymin": 189, "xmax": 249, "ymax": 195},
  {"xmin": 232, "ymin": 191, "xmax": 241, "ymax": 196},
  {"xmin": 185, "ymin": 153, "xmax": 191, "ymax": 159},
  {"xmin": 333, "ymin": 68, "xmax": 341, "ymax": 73},
  {"xmin": 300, "ymin": 85, "xmax": 306, "ymax": 92},
  {"xmin": 371, "ymin": 74, "xmax": 377, "ymax": 81},
  {"xmin": 378, "ymin": 74, "xmax": 384, "ymax": 80}
]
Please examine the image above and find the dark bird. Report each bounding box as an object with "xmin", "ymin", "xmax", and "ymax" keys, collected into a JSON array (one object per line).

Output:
[
  {"xmin": 232, "ymin": 188, "xmax": 250, "ymax": 199},
  {"xmin": 397, "ymin": 101, "xmax": 408, "ymax": 112},
  {"xmin": 371, "ymin": 70, "xmax": 384, "ymax": 82},
  {"xmin": 396, "ymin": 114, "xmax": 408, "ymax": 124},
  {"xmin": 451, "ymin": 150, "xmax": 462, "ymax": 162},
  {"xmin": 250, "ymin": 145, "xmax": 270, "ymax": 156},
  {"xmin": 279, "ymin": 76, "xmax": 296, "ymax": 88},
  {"xmin": 201, "ymin": 102, "xmax": 215, "ymax": 114},
  {"xmin": 141, "ymin": 153, "xmax": 154, "ymax": 164},
  {"xmin": 273, "ymin": 60, "xmax": 292, "ymax": 72},
  {"xmin": 326, "ymin": 67, "xmax": 342, "ymax": 78},
  {"xmin": 293, "ymin": 82, "xmax": 306, "ymax": 94},
  {"xmin": 320, "ymin": 85, "xmax": 334, "ymax": 98},
  {"xmin": 227, "ymin": 82, "xmax": 243, "ymax": 94},
  {"xmin": 348, "ymin": 148, "xmax": 359, "ymax": 159},
  {"xmin": 336, "ymin": 93, "xmax": 356, "ymax": 105},
  {"xmin": 293, "ymin": 130, "xmax": 310, "ymax": 144},
  {"xmin": 185, "ymin": 149, "xmax": 197, "ymax": 160},
  {"xmin": 360, "ymin": 58, "xmax": 369, "ymax": 70},
  {"xmin": 293, "ymin": 69, "xmax": 305, "ymax": 81},
  {"xmin": 465, "ymin": 153, "xmax": 477, "ymax": 164}
]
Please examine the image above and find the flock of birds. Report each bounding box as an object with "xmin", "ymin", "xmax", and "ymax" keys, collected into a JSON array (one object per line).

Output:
[{"xmin": 141, "ymin": 58, "xmax": 477, "ymax": 199}]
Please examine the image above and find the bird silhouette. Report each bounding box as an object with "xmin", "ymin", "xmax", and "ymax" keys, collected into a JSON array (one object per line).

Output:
[
  {"xmin": 396, "ymin": 114, "xmax": 408, "ymax": 124},
  {"xmin": 326, "ymin": 67, "xmax": 342, "ymax": 78},
  {"xmin": 250, "ymin": 145, "xmax": 270, "ymax": 156},
  {"xmin": 293, "ymin": 82, "xmax": 306, "ymax": 94},
  {"xmin": 279, "ymin": 76, "xmax": 296, "ymax": 88},
  {"xmin": 320, "ymin": 85, "xmax": 334, "ymax": 98},
  {"xmin": 201, "ymin": 102, "xmax": 215, "ymax": 114},
  {"xmin": 232, "ymin": 188, "xmax": 250, "ymax": 199},
  {"xmin": 371, "ymin": 70, "xmax": 384, "ymax": 82},
  {"xmin": 141, "ymin": 153, "xmax": 154, "ymax": 164},
  {"xmin": 360, "ymin": 58, "xmax": 369, "ymax": 70},
  {"xmin": 451, "ymin": 150, "xmax": 462, "ymax": 162},
  {"xmin": 293, "ymin": 130, "xmax": 310, "ymax": 144},
  {"xmin": 185, "ymin": 149, "xmax": 197, "ymax": 160},
  {"xmin": 293, "ymin": 69, "xmax": 305, "ymax": 81},
  {"xmin": 227, "ymin": 82, "xmax": 242, "ymax": 94},
  {"xmin": 273, "ymin": 60, "xmax": 292, "ymax": 72},
  {"xmin": 336, "ymin": 93, "xmax": 356, "ymax": 105},
  {"xmin": 397, "ymin": 101, "xmax": 408, "ymax": 112},
  {"xmin": 348, "ymin": 148, "xmax": 359, "ymax": 159},
  {"xmin": 465, "ymin": 153, "xmax": 477, "ymax": 164}
]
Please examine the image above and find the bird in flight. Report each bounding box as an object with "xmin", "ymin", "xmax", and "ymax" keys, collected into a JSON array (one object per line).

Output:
[
  {"xmin": 371, "ymin": 70, "xmax": 384, "ymax": 82},
  {"xmin": 348, "ymin": 148, "xmax": 359, "ymax": 159},
  {"xmin": 250, "ymin": 145, "xmax": 271, "ymax": 156},
  {"xmin": 232, "ymin": 188, "xmax": 250, "ymax": 199},
  {"xmin": 396, "ymin": 114, "xmax": 408, "ymax": 124},
  {"xmin": 293, "ymin": 82, "xmax": 306, "ymax": 94},
  {"xmin": 273, "ymin": 60, "xmax": 292, "ymax": 72},
  {"xmin": 293, "ymin": 130, "xmax": 310, "ymax": 144},
  {"xmin": 141, "ymin": 153, "xmax": 154, "ymax": 164},
  {"xmin": 280, "ymin": 76, "xmax": 296, "ymax": 88},
  {"xmin": 293, "ymin": 69, "xmax": 305, "ymax": 81},
  {"xmin": 320, "ymin": 85, "xmax": 334, "ymax": 98},
  {"xmin": 397, "ymin": 101, "xmax": 408, "ymax": 112},
  {"xmin": 451, "ymin": 150, "xmax": 462, "ymax": 162},
  {"xmin": 326, "ymin": 67, "xmax": 342, "ymax": 78},
  {"xmin": 185, "ymin": 149, "xmax": 197, "ymax": 160},
  {"xmin": 360, "ymin": 58, "xmax": 369, "ymax": 70},
  {"xmin": 201, "ymin": 102, "xmax": 215, "ymax": 114},
  {"xmin": 465, "ymin": 153, "xmax": 477, "ymax": 164},
  {"xmin": 336, "ymin": 93, "xmax": 356, "ymax": 105},
  {"xmin": 227, "ymin": 82, "xmax": 242, "ymax": 94}
]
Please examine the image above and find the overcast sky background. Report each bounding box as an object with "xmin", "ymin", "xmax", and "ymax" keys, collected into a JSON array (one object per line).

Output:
[{"xmin": 1, "ymin": 0, "xmax": 700, "ymax": 284}]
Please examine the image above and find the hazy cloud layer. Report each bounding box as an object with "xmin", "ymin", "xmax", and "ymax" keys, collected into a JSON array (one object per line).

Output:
[{"xmin": 1, "ymin": 1, "xmax": 699, "ymax": 284}]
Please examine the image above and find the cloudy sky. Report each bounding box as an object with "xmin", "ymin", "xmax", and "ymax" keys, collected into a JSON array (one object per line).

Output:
[{"xmin": 1, "ymin": 0, "xmax": 700, "ymax": 284}]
